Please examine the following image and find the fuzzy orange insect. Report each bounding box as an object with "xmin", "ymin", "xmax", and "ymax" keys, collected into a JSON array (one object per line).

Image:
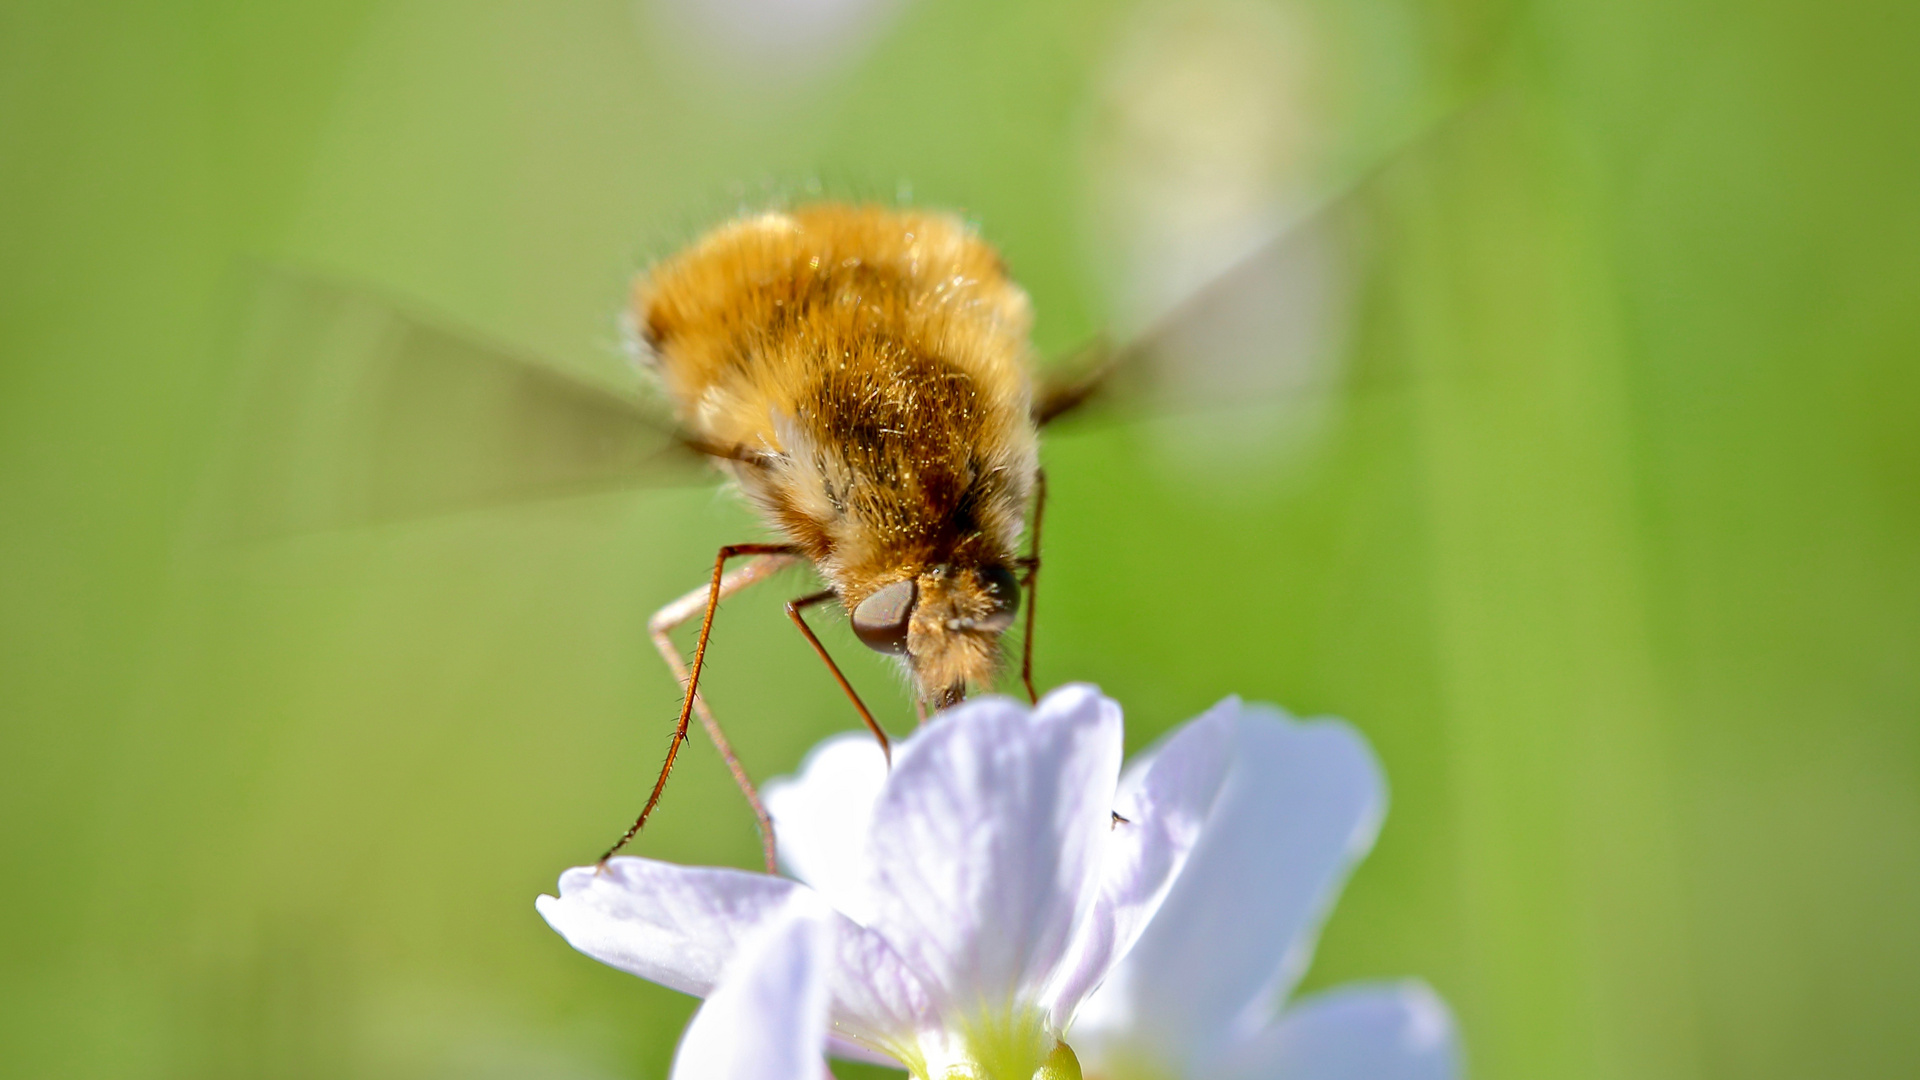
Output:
[{"xmin": 605, "ymin": 204, "xmax": 1061, "ymax": 870}]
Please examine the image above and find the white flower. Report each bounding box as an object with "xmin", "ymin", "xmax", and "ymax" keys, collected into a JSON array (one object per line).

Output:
[
  {"xmin": 536, "ymin": 685, "xmax": 1458, "ymax": 1080},
  {"xmin": 1067, "ymin": 703, "xmax": 1459, "ymax": 1080},
  {"xmin": 668, "ymin": 899, "xmax": 835, "ymax": 1080}
]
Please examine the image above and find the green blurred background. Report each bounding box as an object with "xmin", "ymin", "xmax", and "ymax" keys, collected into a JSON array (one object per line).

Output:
[{"xmin": 3, "ymin": 1, "xmax": 1917, "ymax": 1078}]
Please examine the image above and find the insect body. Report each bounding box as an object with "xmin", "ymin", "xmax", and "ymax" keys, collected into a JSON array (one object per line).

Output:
[
  {"xmin": 219, "ymin": 156, "xmax": 1408, "ymax": 870},
  {"xmin": 609, "ymin": 204, "xmax": 1051, "ymax": 867}
]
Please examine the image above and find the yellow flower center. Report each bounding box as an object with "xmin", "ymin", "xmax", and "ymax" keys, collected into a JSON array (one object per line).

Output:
[{"xmin": 903, "ymin": 1007, "xmax": 1084, "ymax": 1080}]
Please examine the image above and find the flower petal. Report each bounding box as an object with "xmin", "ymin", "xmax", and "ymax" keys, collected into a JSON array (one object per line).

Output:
[
  {"xmin": 820, "ymin": 911, "xmax": 937, "ymax": 1055},
  {"xmin": 1072, "ymin": 707, "xmax": 1386, "ymax": 1074},
  {"xmin": 1215, "ymin": 981, "xmax": 1459, "ymax": 1080},
  {"xmin": 1040, "ymin": 697, "xmax": 1237, "ymax": 1025},
  {"xmin": 864, "ymin": 685, "xmax": 1124, "ymax": 1013},
  {"xmin": 827, "ymin": 1036, "xmax": 909, "ymax": 1067},
  {"xmin": 536, "ymin": 858, "xmax": 804, "ymax": 997},
  {"xmin": 763, "ymin": 731, "xmax": 891, "ymax": 924},
  {"xmin": 670, "ymin": 903, "xmax": 835, "ymax": 1080},
  {"xmin": 537, "ymin": 857, "xmax": 935, "ymax": 1052}
]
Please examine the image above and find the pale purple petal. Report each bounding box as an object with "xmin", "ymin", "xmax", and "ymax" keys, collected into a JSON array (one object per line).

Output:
[
  {"xmin": 538, "ymin": 858, "xmax": 935, "ymax": 1051},
  {"xmin": 764, "ymin": 732, "xmax": 890, "ymax": 925},
  {"xmin": 1072, "ymin": 708, "xmax": 1386, "ymax": 1074},
  {"xmin": 1215, "ymin": 982, "xmax": 1458, "ymax": 1080},
  {"xmin": 820, "ymin": 914, "xmax": 937, "ymax": 1053},
  {"xmin": 1040, "ymin": 698, "xmax": 1237, "ymax": 1025},
  {"xmin": 864, "ymin": 685, "xmax": 1124, "ymax": 1012},
  {"xmin": 826, "ymin": 1036, "xmax": 907, "ymax": 1067},
  {"xmin": 536, "ymin": 859, "xmax": 804, "ymax": 997},
  {"xmin": 670, "ymin": 905, "xmax": 834, "ymax": 1080}
]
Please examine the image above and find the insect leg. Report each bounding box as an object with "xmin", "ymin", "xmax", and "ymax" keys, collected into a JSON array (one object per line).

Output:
[
  {"xmin": 601, "ymin": 543, "xmax": 801, "ymax": 871},
  {"xmin": 1017, "ymin": 467, "xmax": 1048, "ymax": 704},
  {"xmin": 786, "ymin": 590, "xmax": 893, "ymax": 766}
]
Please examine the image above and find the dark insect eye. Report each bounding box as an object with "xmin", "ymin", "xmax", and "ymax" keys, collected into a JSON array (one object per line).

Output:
[
  {"xmin": 975, "ymin": 565, "xmax": 1021, "ymax": 632},
  {"xmin": 852, "ymin": 579, "xmax": 917, "ymax": 654}
]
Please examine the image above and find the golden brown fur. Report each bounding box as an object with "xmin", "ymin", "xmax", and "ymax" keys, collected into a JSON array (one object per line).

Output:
[{"xmin": 634, "ymin": 204, "xmax": 1039, "ymax": 701}]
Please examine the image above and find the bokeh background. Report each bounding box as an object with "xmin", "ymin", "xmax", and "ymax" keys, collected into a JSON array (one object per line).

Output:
[{"xmin": 4, "ymin": 1, "xmax": 1917, "ymax": 1078}]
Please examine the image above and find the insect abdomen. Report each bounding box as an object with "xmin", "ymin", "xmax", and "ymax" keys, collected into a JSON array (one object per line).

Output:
[{"xmin": 634, "ymin": 203, "xmax": 1040, "ymax": 572}]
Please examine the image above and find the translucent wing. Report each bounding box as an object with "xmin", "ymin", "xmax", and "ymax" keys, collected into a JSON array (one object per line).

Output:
[
  {"xmin": 201, "ymin": 105, "xmax": 1456, "ymax": 540},
  {"xmin": 1034, "ymin": 186, "xmax": 1366, "ymax": 429},
  {"xmin": 1038, "ymin": 0, "xmax": 1465, "ymax": 438},
  {"xmin": 1030, "ymin": 107, "xmax": 1476, "ymax": 434},
  {"xmin": 200, "ymin": 265, "xmax": 708, "ymax": 541}
]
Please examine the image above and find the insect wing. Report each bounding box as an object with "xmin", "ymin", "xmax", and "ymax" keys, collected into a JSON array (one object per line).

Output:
[
  {"xmin": 1036, "ymin": 100, "xmax": 1479, "ymax": 432},
  {"xmin": 199, "ymin": 266, "xmax": 706, "ymax": 541},
  {"xmin": 1035, "ymin": 191, "xmax": 1366, "ymax": 428}
]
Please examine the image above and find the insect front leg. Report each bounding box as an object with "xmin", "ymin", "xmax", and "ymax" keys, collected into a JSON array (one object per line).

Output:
[
  {"xmin": 601, "ymin": 543, "xmax": 799, "ymax": 872},
  {"xmin": 786, "ymin": 590, "xmax": 892, "ymax": 764},
  {"xmin": 1017, "ymin": 467, "xmax": 1048, "ymax": 705}
]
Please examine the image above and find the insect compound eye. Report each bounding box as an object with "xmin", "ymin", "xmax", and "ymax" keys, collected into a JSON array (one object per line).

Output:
[
  {"xmin": 851, "ymin": 579, "xmax": 917, "ymax": 655},
  {"xmin": 974, "ymin": 564, "xmax": 1021, "ymax": 633}
]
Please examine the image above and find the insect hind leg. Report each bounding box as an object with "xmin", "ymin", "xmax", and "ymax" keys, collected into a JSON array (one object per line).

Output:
[{"xmin": 601, "ymin": 544, "xmax": 799, "ymax": 873}]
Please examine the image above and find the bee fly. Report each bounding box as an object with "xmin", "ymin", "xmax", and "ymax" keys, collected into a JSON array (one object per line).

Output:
[
  {"xmin": 608, "ymin": 204, "xmax": 1091, "ymax": 870},
  {"xmin": 217, "ymin": 155, "xmax": 1411, "ymax": 872}
]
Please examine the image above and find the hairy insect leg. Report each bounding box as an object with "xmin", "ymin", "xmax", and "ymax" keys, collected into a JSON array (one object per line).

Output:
[
  {"xmin": 601, "ymin": 543, "xmax": 801, "ymax": 871},
  {"xmin": 1017, "ymin": 467, "xmax": 1048, "ymax": 704},
  {"xmin": 786, "ymin": 590, "xmax": 892, "ymax": 766}
]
